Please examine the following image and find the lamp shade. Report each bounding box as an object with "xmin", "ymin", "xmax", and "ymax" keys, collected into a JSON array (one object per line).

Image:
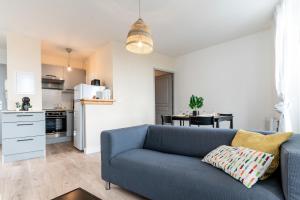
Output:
[{"xmin": 126, "ymin": 18, "xmax": 153, "ymax": 54}]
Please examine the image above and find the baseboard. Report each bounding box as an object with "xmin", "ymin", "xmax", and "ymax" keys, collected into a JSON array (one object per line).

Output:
[{"xmin": 84, "ymin": 146, "xmax": 101, "ymax": 154}]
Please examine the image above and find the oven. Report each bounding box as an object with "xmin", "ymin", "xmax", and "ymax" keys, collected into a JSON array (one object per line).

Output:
[{"xmin": 45, "ymin": 111, "xmax": 67, "ymax": 138}]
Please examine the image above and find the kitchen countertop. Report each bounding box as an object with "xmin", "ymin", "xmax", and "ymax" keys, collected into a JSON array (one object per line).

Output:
[
  {"xmin": 1, "ymin": 110, "xmax": 45, "ymax": 113},
  {"xmin": 43, "ymin": 109, "xmax": 74, "ymax": 112},
  {"xmin": 80, "ymin": 99, "xmax": 115, "ymax": 105}
]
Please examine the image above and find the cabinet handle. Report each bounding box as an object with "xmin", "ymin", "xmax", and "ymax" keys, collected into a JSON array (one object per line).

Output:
[
  {"xmin": 17, "ymin": 115, "xmax": 34, "ymax": 117},
  {"xmin": 17, "ymin": 138, "xmax": 34, "ymax": 142},
  {"xmin": 17, "ymin": 123, "xmax": 34, "ymax": 126}
]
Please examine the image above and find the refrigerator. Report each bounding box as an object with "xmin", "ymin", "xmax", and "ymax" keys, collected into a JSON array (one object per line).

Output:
[{"xmin": 73, "ymin": 84, "xmax": 105, "ymax": 150}]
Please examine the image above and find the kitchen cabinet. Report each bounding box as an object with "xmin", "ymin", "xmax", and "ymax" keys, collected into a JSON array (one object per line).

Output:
[
  {"xmin": 42, "ymin": 64, "xmax": 64, "ymax": 80},
  {"xmin": 0, "ymin": 114, "xmax": 2, "ymax": 144},
  {"xmin": 63, "ymin": 68, "xmax": 86, "ymax": 90},
  {"xmin": 66, "ymin": 111, "xmax": 74, "ymax": 137},
  {"xmin": 1, "ymin": 111, "xmax": 45, "ymax": 163},
  {"xmin": 42, "ymin": 64, "xmax": 86, "ymax": 91}
]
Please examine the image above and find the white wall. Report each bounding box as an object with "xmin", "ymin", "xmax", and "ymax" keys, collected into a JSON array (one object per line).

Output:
[
  {"xmin": 42, "ymin": 89, "xmax": 73, "ymax": 110},
  {"xmin": 84, "ymin": 42, "xmax": 175, "ymax": 153},
  {"xmin": 174, "ymin": 29, "xmax": 276, "ymax": 130},
  {"xmin": 85, "ymin": 43, "xmax": 113, "ymax": 89},
  {"xmin": 6, "ymin": 33, "xmax": 42, "ymax": 110},
  {"xmin": 111, "ymin": 42, "xmax": 175, "ymax": 125},
  {"xmin": 42, "ymin": 52, "xmax": 85, "ymax": 70}
]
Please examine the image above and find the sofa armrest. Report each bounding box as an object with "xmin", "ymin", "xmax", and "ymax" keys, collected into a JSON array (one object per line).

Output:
[
  {"xmin": 281, "ymin": 134, "xmax": 300, "ymax": 200},
  {"xmin": 101, "ymin": 125, "xmax": 149, "ymax": 181}
]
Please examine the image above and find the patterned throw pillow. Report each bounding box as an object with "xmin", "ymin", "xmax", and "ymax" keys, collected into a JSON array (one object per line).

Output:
[
  {"xmin": 231, "ymin": 129, "xmax": 293, "ymax": 180},
  {"xmin": 202, "ymin": 145, "xmax": 274, "ymax": 188}
]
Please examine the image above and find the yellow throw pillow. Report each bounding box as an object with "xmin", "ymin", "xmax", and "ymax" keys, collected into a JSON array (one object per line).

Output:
[{"xmin": 231, "ymin": 129, "xmax": 293, "ymax": 180}]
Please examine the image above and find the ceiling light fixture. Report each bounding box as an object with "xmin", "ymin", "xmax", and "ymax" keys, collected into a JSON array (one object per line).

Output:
[
  {"xmin": 125, "ymin": 0, "xmax": 153, "ymax": 54},
  {"xmin": 66, "ymin": 48, "xmax": 72, "ymax": 72}
]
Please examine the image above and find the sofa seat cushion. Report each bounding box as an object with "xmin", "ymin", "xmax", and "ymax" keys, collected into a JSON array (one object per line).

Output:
[{"xmin": 110, "ymin": 149, "xmax": 284, "ymax": 200}]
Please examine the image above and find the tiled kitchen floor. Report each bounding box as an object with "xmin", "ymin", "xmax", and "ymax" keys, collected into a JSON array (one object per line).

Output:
[{"xmin": 0, "ymin": 142, "xmax": 144, "ymax": 200}]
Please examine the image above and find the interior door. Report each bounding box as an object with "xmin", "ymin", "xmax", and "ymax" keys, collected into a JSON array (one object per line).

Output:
[{"xmin": 155, "ymin": 73, "xmax": 173, "ymax": 124}]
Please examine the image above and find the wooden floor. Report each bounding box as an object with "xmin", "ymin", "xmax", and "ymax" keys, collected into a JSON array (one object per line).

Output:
[{"xmin": 0, "ymin": 142, "xmax": 144, "ymax": 200}]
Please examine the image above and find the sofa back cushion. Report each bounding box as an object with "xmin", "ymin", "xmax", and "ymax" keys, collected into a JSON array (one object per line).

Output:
[{"xmin": 144, "ymin": 125, "xmax": 237, "ymax": 157}]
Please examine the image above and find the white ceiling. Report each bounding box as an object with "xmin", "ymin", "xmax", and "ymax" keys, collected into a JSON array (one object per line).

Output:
[{"xmin": 0, "ymin": 0, "xmax": 279, "ymax": 57}]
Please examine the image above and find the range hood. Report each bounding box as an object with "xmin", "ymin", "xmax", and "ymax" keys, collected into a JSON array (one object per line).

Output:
[
  {"xmin": 42, "ymin": 75, "xmax": 65, "ymax": 90},
  {"xmin": 42, "ymin": 75, "xmax": 64, "ymax": 83}
]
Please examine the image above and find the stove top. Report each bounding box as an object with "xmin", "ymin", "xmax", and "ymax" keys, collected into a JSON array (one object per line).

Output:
[
  {"xmin": 44, "ymin": 109, "xmax": 66, "ymax": 111},
  {"xmin": 43, "ymin": 108, "xmax": 73, "ymax": 112}
]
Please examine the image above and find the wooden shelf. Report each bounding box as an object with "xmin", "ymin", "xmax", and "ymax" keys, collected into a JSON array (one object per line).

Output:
[{"xmin": 80, "ymin": 99, "xmax": 115, "ymax": 105}]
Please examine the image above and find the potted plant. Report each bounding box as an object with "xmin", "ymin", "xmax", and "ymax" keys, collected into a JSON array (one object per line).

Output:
[
  {"xmin": 189, "ymin": 95, "xmax": 204, "ymax": 116},
  {"xmin": 15, "ymin": 102, "xmax": 21, "ymax": 111}
]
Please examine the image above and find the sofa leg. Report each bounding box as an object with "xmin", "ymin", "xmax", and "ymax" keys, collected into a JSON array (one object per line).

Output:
[{"xmin": 105, "ymin": 181, "xmax": 111, "ymax": 190}]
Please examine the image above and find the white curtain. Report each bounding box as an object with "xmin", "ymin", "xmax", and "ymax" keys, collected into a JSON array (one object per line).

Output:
[{"xmin": 274, "ymin": 0, "xmax": 300, "ymax": 132}]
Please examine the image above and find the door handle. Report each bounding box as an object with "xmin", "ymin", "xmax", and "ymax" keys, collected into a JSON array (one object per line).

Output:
[
  {"xmin": 17, "ymin": 138, "xmax": 34, "ymax": 142},
  {"xmin": 46, "ymin": 117, "xmax": 66, "ymax": 119},
  {"xmin": 17, "ymin": 115, "xmax": 34, "ymax": 117},
  {"xmin": 17, "ymin": 123, "xmax": 34, "ymax": 126}
]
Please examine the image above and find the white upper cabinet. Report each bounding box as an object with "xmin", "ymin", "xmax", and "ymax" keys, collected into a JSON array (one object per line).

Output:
[
  {"xmin": 42, "ymin": 64, "xmax": 86, "ymax": 90},
  {"xmin": 42, "ymin": 64, "xmax": 64, "ymax": 80}
]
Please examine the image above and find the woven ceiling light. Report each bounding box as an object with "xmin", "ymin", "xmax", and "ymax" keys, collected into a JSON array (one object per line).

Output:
[{"xmin": 126, "ymin": 0, "xmax": 153, "ymax": 54}]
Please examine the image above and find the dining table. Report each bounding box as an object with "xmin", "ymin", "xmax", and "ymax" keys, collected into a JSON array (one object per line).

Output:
[{"xmin": 171, "ymin": 114, "xmax": 234, "ymax": 129}]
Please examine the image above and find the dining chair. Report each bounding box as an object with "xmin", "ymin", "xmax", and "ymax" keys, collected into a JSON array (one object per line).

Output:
[
  {"xmin": 161, "ymin": 115, "xmax": 173, "ymax": 125},
  {"xmin": 189, "ymin": 116, "xmax": 214, "ymax": 128},
  {"xmin": 218, "ymin": 113, "xmax": 233, "ymax": 129}
]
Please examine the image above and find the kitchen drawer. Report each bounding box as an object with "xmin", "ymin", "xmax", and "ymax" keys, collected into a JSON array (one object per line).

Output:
[
  {"xmin": 2, "ymin": 112, "xmax": 45, "ymax": 123},
  {"xmin": 2, "ymin": 121, "xmax": 45, "ymax": 139},
  {"xmin": 3, "ymin": 135, "xmax": 45, "ymax": 155},
  {"xmin": 3, "ymin": 150, "xmax": 45, "ymax": 163}
]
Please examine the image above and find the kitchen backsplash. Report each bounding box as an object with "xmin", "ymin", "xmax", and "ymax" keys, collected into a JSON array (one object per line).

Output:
[{"xmin": 42, "ymin": 89, "xmax": 73, "ymax": 110}]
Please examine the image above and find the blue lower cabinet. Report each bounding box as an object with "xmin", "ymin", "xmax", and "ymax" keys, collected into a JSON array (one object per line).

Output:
[
  {"xmin": 1, "ymin": 111, "xmax": 46, "ymax": 163},
  {"xmin": 3, "ymin": 121, "xmax": 45, "ymax": 139},
  {"xmin": 3, "ymin": 136, "xmax": 45, "ymax": 155},
  {"xmin": 3, "ymin": 151, "xmax": 45, "ymax": 163}
]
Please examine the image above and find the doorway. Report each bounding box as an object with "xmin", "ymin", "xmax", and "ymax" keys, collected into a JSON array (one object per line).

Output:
[{"xmin": 154, "ymin": 70, "xmax": 174, "ymax": 124}]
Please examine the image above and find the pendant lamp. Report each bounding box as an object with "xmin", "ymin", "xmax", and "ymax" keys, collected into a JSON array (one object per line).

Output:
[{"xmin": 125, "ymin": 0, "xmax": 153, "ymax": 54}]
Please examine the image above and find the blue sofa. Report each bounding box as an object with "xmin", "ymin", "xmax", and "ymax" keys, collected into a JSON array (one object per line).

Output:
[{"xmin": 101, "ymin": 125, "xmax": 300, "ymax": 200}]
